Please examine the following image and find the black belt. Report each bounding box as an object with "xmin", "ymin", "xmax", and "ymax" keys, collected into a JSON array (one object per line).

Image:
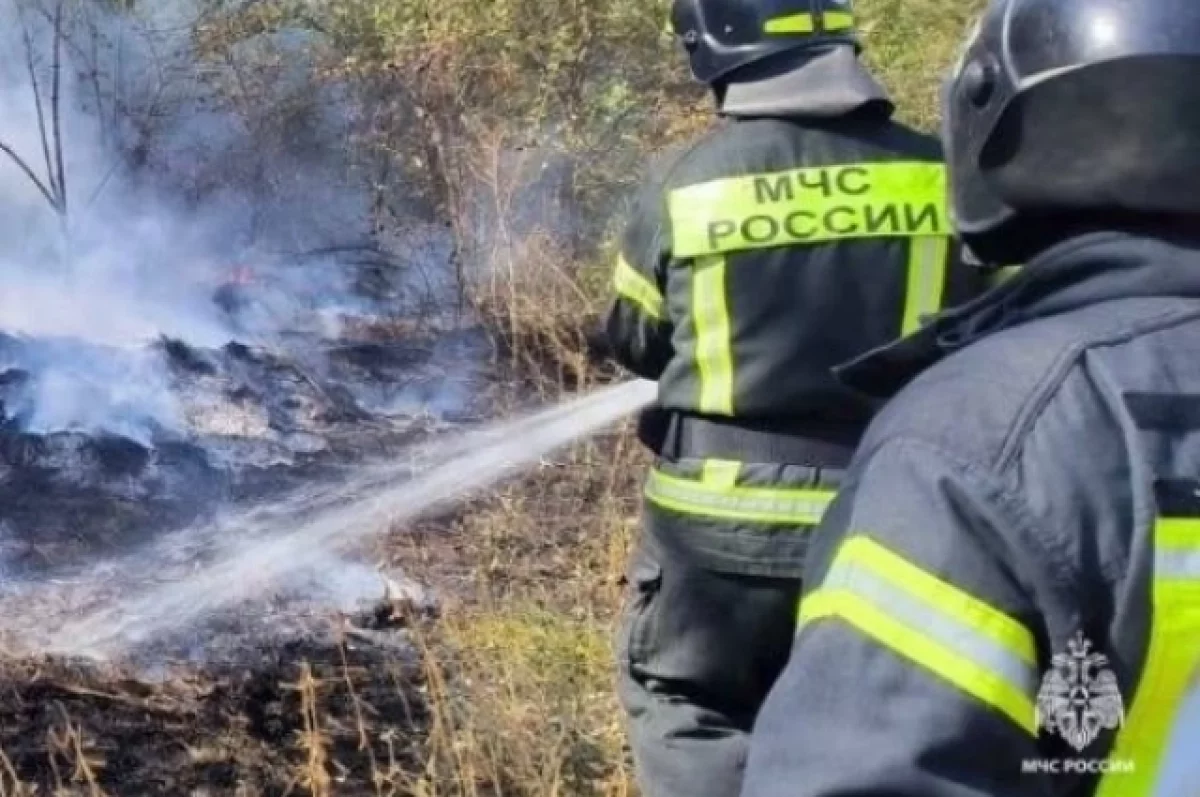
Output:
[{"xmin": 657, "ymin": 413, "xmax": 861, "ymax": 469}]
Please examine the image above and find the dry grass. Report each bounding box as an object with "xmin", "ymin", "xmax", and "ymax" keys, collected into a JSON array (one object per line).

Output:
[
  {"xmin": 410, "ymin": 608, "xmax": 635, "ymax": 797},
  {"xmin": 0, "ymin": 436, "xmax": 643, "ymax": 797},
  {"xmin": 0, "ymin": 750, "xmax": 31, "ymax": 797},
  {"xmin": 465, "ymin": 229, "xmax": 611, "ymax": 395},
  {"xmin": 454, "ymin": 128, "xmax": 619, "ymax": 396},
  {"xmin": 385, "ymin": 429, "xmax": 647, "ymax": 797}
]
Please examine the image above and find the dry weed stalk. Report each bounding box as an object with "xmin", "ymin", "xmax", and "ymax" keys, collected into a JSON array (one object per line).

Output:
[
  {"xmin": 367, "ymin": 726, "xmax": 412, "ymax": 797},
  {"xmin": 452, "ymin": 127, "xmax": 607, "ymax": 395},
  {"xmin": 334, "ymin": 631, "xmax": 373, "ymax": 754},
  {"xmin": 0, "ymin": 748, "xmax": 32, "ymax": 797},
  {"xmin": 332, "ymin": 627, "xmax": 409, "ymax": 797},
  {"xmin": 387, "ymin": 427, "xmax": 643, "ymax": 795},
  {"xmin": 407, "ymin": 622, "xmax": 480, "ymax": 797},
  {"xmin": 290, "ymin": 662, "xmax": 333, "ymax": 797},
  {"xmin": 46, "ymin": 704, "xmax": 105, "ymax": 797},
  {"xmin": 371, "ymin": 656, "xmax": 427, "ymax": 797}
]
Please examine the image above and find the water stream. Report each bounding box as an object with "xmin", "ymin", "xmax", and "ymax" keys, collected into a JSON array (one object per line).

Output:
[{"xmin": 38, "ymin": 378, "xmax": 656, "ymax": 658}]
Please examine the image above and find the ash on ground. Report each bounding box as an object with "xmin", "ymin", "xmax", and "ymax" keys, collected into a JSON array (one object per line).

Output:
[{"xmin": 0, "ymin": 245, "xmax": 482, "ymax": 646}]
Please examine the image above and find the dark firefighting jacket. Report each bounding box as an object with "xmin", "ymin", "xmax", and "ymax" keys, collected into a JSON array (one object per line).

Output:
[
  {"xmin": 606, "ymin": 109, "xmax": 988, "ymax": 577},
  {"xmin": 742, "ymin": 231, "xmax": 1200, "ymax": 797},
  {"xmin": 606, "ymin": 111, "xmax": 985, "ymax": 431}
]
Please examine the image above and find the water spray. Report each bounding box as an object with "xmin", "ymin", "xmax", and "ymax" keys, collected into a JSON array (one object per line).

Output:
[{"xmin": 40, "ymin": 378, "xmax": 657, "ymax": 658}]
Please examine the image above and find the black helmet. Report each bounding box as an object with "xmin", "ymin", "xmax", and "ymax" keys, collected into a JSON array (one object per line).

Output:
[
  {"xmin": 670, "ymin": 0, "xmax": 859, "ymax": 86},
  {"xmin": 944, "ymin": 0, "xmax": 1200, "ymax": 265}
]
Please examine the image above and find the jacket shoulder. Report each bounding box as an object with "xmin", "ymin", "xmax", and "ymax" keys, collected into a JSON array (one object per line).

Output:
[
  {"xmin": 620, "ymin": 132, "xmax": 718, "ymax": 239},
  {"xmin": 859, "ymin": 321, "xmax": 1061, "ymax": 470},
  {"xmin": 643, "ymin": 122, "xmax": 731, "ymax": 189},
  {"xmin": 846, "ymin": 297, "xmax": 1200, "ymax": 712},
  {"xmin": 861, "ymin": 298, "xmax": 1200, "ymax": 474},
  {"xmin": 666, "ymin": 116, "xmax": 943, "ymax": 188}
]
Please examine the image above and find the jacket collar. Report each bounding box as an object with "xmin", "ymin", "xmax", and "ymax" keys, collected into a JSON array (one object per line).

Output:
[
  {"xmin": 838, "ymin": 231, "xmax": 1200, "ymax": 399},
  {"xmin": 719, "ymin": 46, "xmax": 894, "ymax": 120}
]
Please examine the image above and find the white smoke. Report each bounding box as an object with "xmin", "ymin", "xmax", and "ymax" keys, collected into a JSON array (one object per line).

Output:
[
  {"xmin": 5, "ymin": 340, "xmax": 180, "ymax": 445},
  {"xmin": 0, "ymin": 0, "xmax": 381, "ymax": 442}
]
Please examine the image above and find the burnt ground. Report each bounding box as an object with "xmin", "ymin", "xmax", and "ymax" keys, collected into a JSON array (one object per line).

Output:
[
  {"xmin": 0, "ymin": 633, "xmax": 429, "ymax": 796},
  {"xmin": 0, "ymin": 325, "xmax": 487, "ymax": 577},
  {"xmin": 0, "ymin": 265, "xmax": 494, "ymax": 795}
]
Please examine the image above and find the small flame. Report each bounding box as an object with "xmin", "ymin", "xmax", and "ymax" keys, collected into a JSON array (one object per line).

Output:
[{"xmin": 227, "ymin": 265, "xmax": 256, "ymax": 286}]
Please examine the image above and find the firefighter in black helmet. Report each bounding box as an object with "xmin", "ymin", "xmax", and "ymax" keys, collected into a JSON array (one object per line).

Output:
[
  {"xmin": 743, "ymin": 0, "xmax": 1200, "ymax": 795},
  {"xmin": 604, "ymin": 2, "xmax": 987, "ymax": 796}
]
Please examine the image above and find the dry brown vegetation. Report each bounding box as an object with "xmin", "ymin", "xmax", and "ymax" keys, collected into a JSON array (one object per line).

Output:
[
  {"xmin": 393, "ymin": 3, "xmax": 983, "ymax": 795},
  {"xmin": 388, "ymin": 430, "xmax": 648, "ymax": 796},
  {"xmin": 0, "ymin": 0, "xmax": 982, "ymax": 794}
]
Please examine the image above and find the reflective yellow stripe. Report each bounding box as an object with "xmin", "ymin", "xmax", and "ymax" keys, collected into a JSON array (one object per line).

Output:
[
  {"xmin": 800, "ymin": 536, "xmax": 1038, "ymax": 733},
  {"xmin": 901, "ymin": 236, "xmax": 950, "ymax": 335},
  {"xmin": 645, "ymin": 465, "xmax": 835, "ymax": 525},
  {"xmin": 667, "ymin": 162, "xmax": 948, "ymax": 258},
  {"xmin": 764, "ymin": 13, "xmax": 814, "ymax": 34},
  {"xmin": 764, "ymin": 11, "xmax": 853, "ymax": 34},
  {"xmin": 1098, "ymin": 516, "xmax": 1200, "ymax": 796},
  {"xmin": 701, "ymin": 458, "xmax": 740, "ymax": 488},
  {"xmin": 613, "ymin": 253, "xmax": 665, "ymax": 321},
  {"xmin": 692, "ymin": 255, "xmax": 734, "ymax": 415},
  {"xmin": 822, "ymin": 11, "xmax": 855, "ymax": 31}
]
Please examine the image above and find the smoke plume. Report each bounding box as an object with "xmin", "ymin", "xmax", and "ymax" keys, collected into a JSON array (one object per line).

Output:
[{"xmin": 0, "ymin": 0, "xmax": 383, "ymax": 443}]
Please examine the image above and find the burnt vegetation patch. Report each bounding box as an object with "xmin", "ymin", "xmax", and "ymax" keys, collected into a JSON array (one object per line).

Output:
[
  {"xmin": 0, "ymin": 636, "xmax": 428, "ymax": 796},
  {"xmin": 0, "ymin": 326, "xmax": 470, "ymax": 580}
]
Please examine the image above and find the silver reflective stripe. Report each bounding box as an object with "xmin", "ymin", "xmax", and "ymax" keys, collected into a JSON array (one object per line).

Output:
[
  {"xmin": 1153, "ymin": 682, "xmax": 1200, "ymax": 797},
  {"xmin": 1156, "ymin": 550, "xmax": 1200, "ymax": 580},
  {"xmin": 823, "ymin": 558, "xmax": 1038, "ymax": 695},
  {"xmin": 645, "ymin": 469, "xmax": 834, "ymax": 525}
]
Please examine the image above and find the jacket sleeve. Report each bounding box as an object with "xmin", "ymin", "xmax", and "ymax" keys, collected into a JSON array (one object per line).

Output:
[
  {"xmin": 742, "ymin": 437, "xmax": 1050, "ymax": 797},
  {"xmin": 604, "ymin": 168, "xmax": 674, "ymax": 380}
]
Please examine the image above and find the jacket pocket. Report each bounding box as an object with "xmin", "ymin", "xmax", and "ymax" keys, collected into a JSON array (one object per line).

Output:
[{"xmin": 618, "ymin": 544, "xmax": 664, "ymax": 667}]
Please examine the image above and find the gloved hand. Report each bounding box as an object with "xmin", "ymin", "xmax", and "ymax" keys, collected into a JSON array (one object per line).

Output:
[{"xmin": 636, "ymin": 404, "xmax": 670, "ymax": 455}]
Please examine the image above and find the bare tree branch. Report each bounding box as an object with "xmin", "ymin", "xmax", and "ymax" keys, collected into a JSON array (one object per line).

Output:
[
  {"xmin": 0, "ymin": 140, "xmax": 61, "ymax": 210},
  {"xmin": 50, "ymin": 0, "xmax": 67, "ymax": 216},
  {"xmin": 88, "ymin": 10, "xmax": 108, "ymax": 143},
  {"xmin": 17, "ymin": 0, "xmax": 59, "ymax": 207},
  {"xmin": 111, "ymin": 16, "xmax": 124, "ymax": 141},
  {"xmin": 31, "ymin": 1, "xmax": 109, "ymax": 146},
  {"xmin": 84, "ymin": 161, "xmax": 121, "ymax": 208}
]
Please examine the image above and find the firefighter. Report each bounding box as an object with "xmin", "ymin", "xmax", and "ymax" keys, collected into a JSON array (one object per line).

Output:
[
  {"xmin": 604, "ymin": 2, "xmax": 987, "ymax": 796},
  {"xmin": 742, "ymin": 0, "xmax": 1200, "ymax": 795}
]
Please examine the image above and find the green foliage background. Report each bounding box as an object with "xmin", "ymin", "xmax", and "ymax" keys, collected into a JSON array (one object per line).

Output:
[{"xmin": 197, "ymin": 0, "xmax": 982, "ymax": 229}]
